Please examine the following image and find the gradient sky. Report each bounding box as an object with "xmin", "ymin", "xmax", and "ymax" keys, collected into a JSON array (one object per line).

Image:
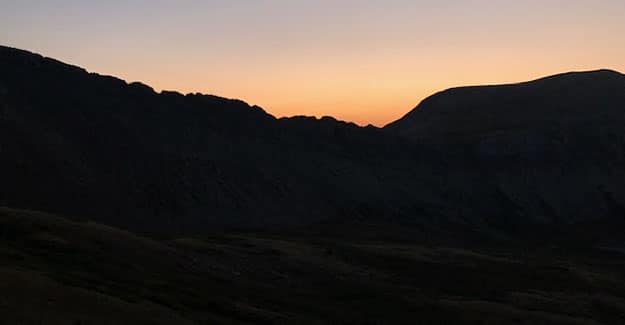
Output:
[{"xmin": 2, "ymin": 1, "xmax": 625, "ymax": 126}]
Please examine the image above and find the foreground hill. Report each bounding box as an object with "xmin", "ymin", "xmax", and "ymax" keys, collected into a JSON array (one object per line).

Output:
[
  {"xmin": 2, "ymin": 207, "xmax": 625, "ymax": 324},
  {"xmin": 1, "ymin": 45, "xmax": 624, "ymax": 234}
]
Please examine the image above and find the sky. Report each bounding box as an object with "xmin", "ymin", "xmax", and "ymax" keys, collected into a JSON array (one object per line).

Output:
[{"xmin": 2, "ymin": 1, "xmax": 625, "ymax": 126}]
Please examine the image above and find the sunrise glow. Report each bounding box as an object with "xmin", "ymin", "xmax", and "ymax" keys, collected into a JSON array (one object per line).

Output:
[{"xmin": 3, "ymin": 0, "xmax": 625, "ymax": 126}]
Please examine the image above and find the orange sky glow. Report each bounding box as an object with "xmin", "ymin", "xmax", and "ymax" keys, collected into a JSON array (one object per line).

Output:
[{"xmin": 2, "ymin": 1, "xmax": 625, "ymax": 126}]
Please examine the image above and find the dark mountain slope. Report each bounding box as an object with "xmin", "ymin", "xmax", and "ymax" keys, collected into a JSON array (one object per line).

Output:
[
  {"xmin": 2, "ymin": 45, "xmax": 624, "ymax": 235},
  {"xmin": 386, "ymin": 69, "xmax": 625, "ymax": 147},
  {"xmin": 0, "ymin": 46, "xmax": 445, "ymax": 234},
  {"xmin": 386, "ymin": 70, "xmax": 625, "ymax": 223}
]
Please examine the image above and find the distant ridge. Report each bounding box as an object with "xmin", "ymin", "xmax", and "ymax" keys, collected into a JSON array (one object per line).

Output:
[
  {"xmin": 0, "ymin": 45, "xmax": 424, "ymax": 233},
  {"xmin": 385, "ymin": 67, "xmax": 625, "ymax": 225},
  {"xmin": 2, "ymin": 45, "xmax": 625, "ymax": 235},
  {"xmin": 385, "ymin": 69, "xmax": 625, "ymax": 141}
]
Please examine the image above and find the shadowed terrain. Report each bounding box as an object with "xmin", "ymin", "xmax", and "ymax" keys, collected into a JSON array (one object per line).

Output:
[
  {"xmin": 0, "ymin": 46, "xmax": 443, "ymax": 234},
  {"xmin": 2, "ymin": 207, "xmax": 625, "ymax": 324},
  {"xmin": 385, "ymin": 70, "xmax": 625, "ymax": 224},
  {"xmin": 2, "ymin": 46, "xmax": 625, "ymax": 323},
  {"xmin": 2, "ymin": 46, "xmax": 625, "ymax": 233}
]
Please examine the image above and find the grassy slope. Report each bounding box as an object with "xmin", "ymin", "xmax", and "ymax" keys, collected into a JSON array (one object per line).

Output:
[{"xmin": 1, "ymin": 207, "xmax": 625, "ymax": 324}]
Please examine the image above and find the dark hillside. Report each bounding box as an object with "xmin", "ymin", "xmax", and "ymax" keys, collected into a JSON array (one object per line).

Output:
[
  {"xmin": 386, "ymin": 70, "xmax": 625, "ymax": 224},
  {"xmin": 2, "ymin": 45, "xmax": 624, "ymax": 235},
  {"xmin": 2, "ymin": 207, "xmax": 625, "ymax": 324},
  {"xmin": 0, "ymin": 46, "xmax": 439, "ymax": 234}
]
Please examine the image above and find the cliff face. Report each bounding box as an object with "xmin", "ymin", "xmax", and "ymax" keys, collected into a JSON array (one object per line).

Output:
[{"xmin": 2, "ymin": 45, "xmax": 624, "ymax": 235}]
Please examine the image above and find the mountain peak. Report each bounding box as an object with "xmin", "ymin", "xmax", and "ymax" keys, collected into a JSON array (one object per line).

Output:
[
  {"xmin": 525, "ymin": 69, "xmax": 624, "ymax": 86},
  {"xmin": 385, "ymin": 69, "xmax": 625, "ymax": 131}
]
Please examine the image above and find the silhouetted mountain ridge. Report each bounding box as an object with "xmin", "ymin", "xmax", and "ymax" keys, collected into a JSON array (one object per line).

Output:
[
  {"xmin": 2, "ymin": 45, "xmax": 624, "ymax": 235},
  {"xmin": 386, "ymin": 69, "xmax": 625, "ymax": 142},
  {"xmin": 1, "ymin": 45, "xmax": 440, "ymax": 234},
  {"xmin": 386, "ymin": 68, "xmax": 625, "ymax": 224}
]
